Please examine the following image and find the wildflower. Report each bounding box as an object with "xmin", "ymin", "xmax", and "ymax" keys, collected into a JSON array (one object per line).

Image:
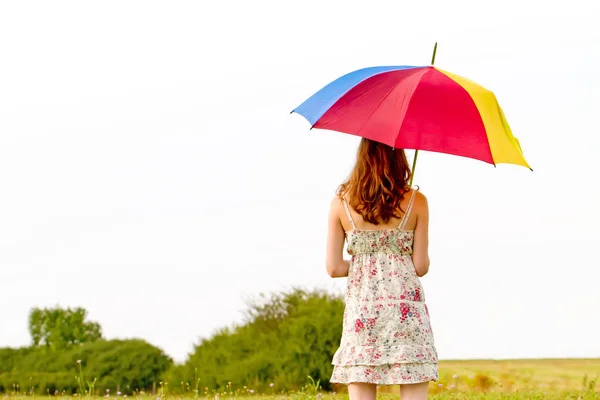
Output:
[
  {"xmin": 106, "ymin": 389, "xmax": 110, "ymax": 393},
  {"xmin": 453, "ymin": 374, "xmax": 458, "ymax": 379},
  {"xmin": 438, "ymin": 383, "xmax": 443, "ymax": 388},
  {"xmin": 270, "ymin": 383, "xmax": 274, "ymax": 388},
  {"xmin": 117, "ymin": 392, "xmax": 122, "ymax": 396},
  {"xmin": 77, "ymin": 360, "xmax": 82, "ymax": 364},
  {"xmin": 449, "ymin": 385, "xmax": 455, "ymax": 389}
]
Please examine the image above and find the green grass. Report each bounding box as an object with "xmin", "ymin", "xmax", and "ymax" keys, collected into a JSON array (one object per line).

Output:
[
  {"xmin": 2, "ymin": 392, "xmax": 599, "ymax": 400},
  {"xmin": 2, "ymin": 359, "xmax": 599, "ymax": 399}
]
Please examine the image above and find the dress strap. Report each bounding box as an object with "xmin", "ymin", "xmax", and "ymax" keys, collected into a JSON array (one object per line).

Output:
[
  {"xmin": 342, "ymin": 199, "xmax": 357, "ymax": 231},
  {"xmin": 399, "ymin": 188, "xmax": 419, "ymax": 230}
]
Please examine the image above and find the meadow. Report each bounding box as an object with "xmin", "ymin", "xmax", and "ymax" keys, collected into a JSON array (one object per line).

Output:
[{"xmin": 2, "ymin": 359, "xmax": 598, "ymax": 400}]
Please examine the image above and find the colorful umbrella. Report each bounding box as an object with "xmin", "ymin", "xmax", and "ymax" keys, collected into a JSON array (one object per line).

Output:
[{"xmin": 291, "ymin": 44, "xmax": 530, "ymax": 185}]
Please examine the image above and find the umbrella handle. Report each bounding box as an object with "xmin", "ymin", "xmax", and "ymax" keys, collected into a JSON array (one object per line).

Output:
[
  {"xmin": 409, "ymin": 42, "xmax": 437, "ymax": 187},
  {"xmin": 409, "ymin": 149, "xmax": 419, "ymax": 187}
]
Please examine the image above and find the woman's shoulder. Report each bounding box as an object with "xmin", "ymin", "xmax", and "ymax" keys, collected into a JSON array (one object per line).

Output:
[
  {"xmin": 411, "ymin": 188, "xmax": 428, "ymax": 212},
  {"xmin": 412, "ymin": 187, "xmax": 427, "ymax": 200},
  {"xmin": 329, "ymin": 192, "xmax": 345, "ymax": 209}
]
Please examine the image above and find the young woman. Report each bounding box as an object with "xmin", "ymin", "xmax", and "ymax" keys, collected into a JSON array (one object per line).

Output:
[{"xmin": 326, "ymin": 138, "xmax": 438, "ymax": 400}]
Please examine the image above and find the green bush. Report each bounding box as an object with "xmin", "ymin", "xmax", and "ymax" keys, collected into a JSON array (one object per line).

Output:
[
  {"xmin": 0, "ymin": 339, "xmax": 172, "ymax": 394},
  {"xmin": 165, "ymin": 288, "xmax": 344, "ymax": 393}
]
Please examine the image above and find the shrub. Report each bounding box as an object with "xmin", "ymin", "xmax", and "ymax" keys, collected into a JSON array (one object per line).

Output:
[
  {"xmin": 0, "ymin": 339, "xmax": 172, "ymax": 394},
  {"xmin": 166, "ymin": 288, "xmax": 344, "ymax": 393}
]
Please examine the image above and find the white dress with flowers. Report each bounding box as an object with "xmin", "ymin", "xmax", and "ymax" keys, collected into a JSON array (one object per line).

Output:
[{"xmin": 330, "ymin": 189, "xmax": 439, "ymax": 385}]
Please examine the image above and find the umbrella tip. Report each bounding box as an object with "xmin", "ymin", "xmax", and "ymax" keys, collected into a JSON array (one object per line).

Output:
[
  {"xmin": 529, "ymin": 167, "xmax": 534, "ymax": 172},
  {"xmin": 290, "ymin": 110, "xmax": 294, "ymax": 114}
]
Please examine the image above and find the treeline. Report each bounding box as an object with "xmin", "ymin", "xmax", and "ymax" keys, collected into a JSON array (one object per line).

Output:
[{"xmin": 0, "ymin": 288, "xmax": 344, "ymax": 394}]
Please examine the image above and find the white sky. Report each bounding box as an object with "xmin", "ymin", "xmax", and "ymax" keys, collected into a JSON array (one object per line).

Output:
[{"xmin": 0, "ymin": 1, "xmax": 599, "ymax": 364}]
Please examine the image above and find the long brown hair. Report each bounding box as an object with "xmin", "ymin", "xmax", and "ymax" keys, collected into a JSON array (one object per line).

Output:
[{"xmin": 338, "ymin": 138, "xmax": 412, "ymax": 225}]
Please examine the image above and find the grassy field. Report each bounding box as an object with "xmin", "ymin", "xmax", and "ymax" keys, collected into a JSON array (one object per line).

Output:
[
  {"xmin": 1, "ymin": 359, "xmax": 599, "ymax": 400},
  {"xmin": 3, "ymin": 391, "xmax": 598, "ymax": 400},
  {"xmin": 433, "ymin": 358, "xmax": 599, "ymax": 392}
]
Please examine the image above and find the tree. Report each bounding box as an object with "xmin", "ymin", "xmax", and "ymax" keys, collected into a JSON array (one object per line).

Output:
[{"xmin": 28, "ymin": 306, "xmax": 102, "ymax": 349}]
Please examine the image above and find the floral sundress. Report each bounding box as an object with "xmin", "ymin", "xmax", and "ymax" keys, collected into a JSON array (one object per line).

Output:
[{"xmin": 330, "ymin": 189, "xmax": 439, "ymax": 385}]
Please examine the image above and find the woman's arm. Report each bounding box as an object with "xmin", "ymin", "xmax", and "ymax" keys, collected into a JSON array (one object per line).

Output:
[
  {"xmin": 326, "ymin": 196, "xmax": 350, "ymax": 278},
  {"xmin": 412, "ymin": 192, "xmax": 431, "ymax": 277}
]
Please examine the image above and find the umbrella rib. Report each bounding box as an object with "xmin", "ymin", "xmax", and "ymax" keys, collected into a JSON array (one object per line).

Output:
[
  {"xmin": 356, "ymin": 71, "xmax": 425, "ymax": 147},
  {"xmin": 393, "ymin": 78, "xmax": 425, "ymax": 149},
  {"xmin": 355, "ymin": 82, "xmax": 403, "ymax": 142}
]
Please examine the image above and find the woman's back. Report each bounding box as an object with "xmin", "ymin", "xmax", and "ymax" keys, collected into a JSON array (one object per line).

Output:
[
  {"xmin": 340, "ymin": 188, "xmax": 420, "ymax": 234},
  {"xmin": 330, "ymin": 187, "xmax": 430, "ymax": 278},
  {"xmin": 342, "ymin": 188, "xmax": 419, "ymax": 258}
]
